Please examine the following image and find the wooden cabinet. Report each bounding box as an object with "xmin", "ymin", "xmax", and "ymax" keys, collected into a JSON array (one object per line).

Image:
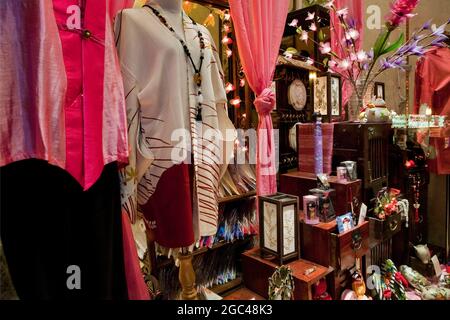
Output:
[
  {"xmin": 369, "ymin": 213, "xmax": 402, "ymax": 241},
  {"xmin": 332, "ymin": 122, "xmax": 391, "ymax": 203},
  {"xmin": 279, "ymin": 171, "xmax": 362, "ymax": 216}
]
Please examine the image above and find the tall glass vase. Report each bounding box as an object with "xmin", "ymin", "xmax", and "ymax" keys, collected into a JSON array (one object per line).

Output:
[{"xmin": 347, "ymin": 77, "xmax": 367, "ymax": 122}]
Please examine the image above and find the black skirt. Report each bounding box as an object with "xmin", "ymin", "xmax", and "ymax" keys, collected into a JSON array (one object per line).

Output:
[{"xmin": 0, "ymin": 159, "xmax": 127, "ymax": 300}]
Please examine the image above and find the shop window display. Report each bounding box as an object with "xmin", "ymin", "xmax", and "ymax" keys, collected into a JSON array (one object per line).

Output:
[{"xmin": 0, "ymin": 0, "xmax": 449, "ymax": 306}]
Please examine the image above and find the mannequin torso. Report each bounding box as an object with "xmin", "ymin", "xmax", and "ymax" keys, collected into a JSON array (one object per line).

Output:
[{"xmin": 146, "ymin": 0, "xmax": 184, "ymax": 36}]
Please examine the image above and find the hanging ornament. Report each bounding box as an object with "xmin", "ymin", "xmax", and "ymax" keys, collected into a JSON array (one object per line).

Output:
[
  {"xmin": 226, "ymin": 48, "xmax": 233, "ymax": 58},
  {"xmin": 203, "ymin": 12, "xmax": 215, "ymax": 27},
  {"xmin": 240, "ymin": 79, "xmax": 246, "ymax": 87},
  {"xmin": 183, "ymin": 1, "xmax": 196, "ymax": 14}
]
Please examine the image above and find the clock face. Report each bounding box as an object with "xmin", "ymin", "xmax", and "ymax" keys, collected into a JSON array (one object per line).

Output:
[
  {"xmin": 263, "ymin": 202, "xmax": 278, "ymax": 252},
  {"xmin": 288, "ymin": 79, "xmax": 307, "ymax": 111}
]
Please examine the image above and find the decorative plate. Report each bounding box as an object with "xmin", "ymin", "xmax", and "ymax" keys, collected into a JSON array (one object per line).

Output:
[{"xmin": 288, "ymin": 79, "xmax": 307, "ymax": 111}]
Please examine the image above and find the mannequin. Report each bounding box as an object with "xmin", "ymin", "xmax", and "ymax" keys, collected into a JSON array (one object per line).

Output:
[
  {"xmin": 149, "ymin": 0, "xmax": 184, "ymax": 35},
  {"xmin": 115, "ymin": 0, "xmax": 236, "ymax": 299}
]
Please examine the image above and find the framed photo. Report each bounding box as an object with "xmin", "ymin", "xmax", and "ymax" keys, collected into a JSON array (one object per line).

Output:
[
  {"xmin": 336, "ymin": 212, "xmax": 354, "ymax": 234},
  {"xmin": 374, "ymin": 82, "xmax": 385, "ymax": 100}
]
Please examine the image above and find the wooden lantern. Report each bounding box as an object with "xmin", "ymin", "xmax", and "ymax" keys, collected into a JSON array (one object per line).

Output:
[
  {"xmin": 313, "ymin": 72, "xmax": 342, "ymax": 122},
  {"xmin": 259, "ymin": 193, "xmax": 300, "ymax": 265}
]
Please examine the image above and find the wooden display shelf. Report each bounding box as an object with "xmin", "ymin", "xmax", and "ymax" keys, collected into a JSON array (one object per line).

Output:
[
  {"xmin": 210, "ymin": 277, "xmax": 243, "ymax": 295},
  {"xmin": 242, "ymin": 248, "xmax": 334, "ymax": 300},
  {"xmin": 218, "ymin": 191, "xmax": 256, "ymax": 204},
  {"xmin": 156, "ymin": 237, "xmax": 254, "ymax": 269}
]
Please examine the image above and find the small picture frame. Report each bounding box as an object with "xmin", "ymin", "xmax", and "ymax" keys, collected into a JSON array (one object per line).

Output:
[
  {"xmin": 317, "ymin": 174, "xmax": 330, "ymax": 190},
  {"xmin": 374, "ymin": 82, "xmax": 385, "ymax": 100},
  {"xmin": 336, "ymin": 212, "xmax": 354, "ymax": 234},
  {"xmin": 336, "ymin": 166, "xmax": 348, "ymax": 182}
]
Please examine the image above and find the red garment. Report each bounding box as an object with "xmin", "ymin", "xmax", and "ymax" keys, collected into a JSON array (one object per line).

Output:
[
  {"xmin": 121, "ymin": 211, "xmax": 151, "ymax": 300},
  {"xmin": 414, "ymin": 47, "xmax": 450, "ymax": 175},
  {"xmin": 141, "ymin": 165, "xmax": 195, "ymax": 249}
]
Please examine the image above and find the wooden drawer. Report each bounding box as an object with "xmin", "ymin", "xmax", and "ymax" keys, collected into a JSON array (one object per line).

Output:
[
  {"xmin": 369, "ymin": 213, "xmax": 402, "ymax": 241},
  {"xmin": 300, "ymin": 220, "xmax": 370, "ymax": 271},
  {"xmin": 330, "ymin": 221, "xmax": 370, "ymax": 270}
]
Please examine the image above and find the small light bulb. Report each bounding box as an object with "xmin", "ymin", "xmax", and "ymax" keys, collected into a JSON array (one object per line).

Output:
[
  {"xmin": 222, "ymin": 36, "xmax": 233, "ymax": 45},
  {"xmin": 225, "ymin": 83, "xmax": 235, "ymax": 93},
  {"xmin": 230, "ymin": 98, "xmax": 241, "ymax": 107}
]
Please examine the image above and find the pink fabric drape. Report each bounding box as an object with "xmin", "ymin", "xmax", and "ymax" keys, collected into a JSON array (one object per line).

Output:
[
  {"xmin": 330, "ymin": 0, "xmax": 364, "ymax": 108},
  {"xmin": 121, "ymin": 211, "xmax": 151, "ymax": 300},
  {"xmin": 108, "ymin": 0, "xmax": 135, "ymax": 21},
  {"xmin": 229, "ymin": 0, "xmax": 289, "ymax": 196}
]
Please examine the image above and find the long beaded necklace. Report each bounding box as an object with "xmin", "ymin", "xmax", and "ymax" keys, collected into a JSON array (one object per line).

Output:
[{"xmin": 144, "ymin": 5, "xmax": 205, "ymax": 122}]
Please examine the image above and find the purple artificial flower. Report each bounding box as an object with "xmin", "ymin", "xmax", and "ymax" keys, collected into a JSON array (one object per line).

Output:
[
  {"xmin": 430, "ymin": 35, "xmax": 448, "ymax": 47},
  {"xmin": 410, "ymin": 45, "xmax": 426, "ymax": 56},
  {"xmin": 387, "ymin": 0, "xmax": 420, "ymax": 28},
  {"xmin": 422, "ymin": 19, "xmax": 432, "ymax": 30},
  {"xmin": 380, "ymin": 57, "xmax": 407, "ymax": 70},
  {"xmin": 347, "ymin": 18, "xmax": 357, "ymax": 30},
  {"xmin": 431, "ymin": 23, "xmax": 447, "ymax": 37}
]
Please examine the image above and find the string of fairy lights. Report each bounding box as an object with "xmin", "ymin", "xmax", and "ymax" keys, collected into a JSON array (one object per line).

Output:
[{"xmin": 183, "ymin": 1, "xmax": 244, "ymax": 109}]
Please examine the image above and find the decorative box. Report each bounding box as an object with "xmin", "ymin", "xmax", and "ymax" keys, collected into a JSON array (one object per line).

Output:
[
  {"xmin": 303, "ymin": 195, "xmax": 320, "ymax": 225},
  {"xmin": 311, "ymin": 189, "xmax": 336, "ymax": 223},
  {"xmin": 368, "ymin": 212, "xmax": 402, "ymax": 241},
  {"xmin": 280, "ymin": 171, "xmax": 362, "ymax": 216},
  {"xmin": 259, "ymin": 193, "xmax": 300, "ymax": 265}
]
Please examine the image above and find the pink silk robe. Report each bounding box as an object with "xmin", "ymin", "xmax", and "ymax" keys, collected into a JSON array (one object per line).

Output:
[
  {"xmin": 0, "ymin": 0, "xmax": 67, "ymax": 169},
  {"xmin": 53, "ymin": 0, "xmax": 129, "ymax": 190}
]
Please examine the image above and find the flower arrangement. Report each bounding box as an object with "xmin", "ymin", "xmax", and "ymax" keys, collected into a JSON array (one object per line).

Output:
[
  {"xmin": 373, "ymin": 187, "xmax": 401, "ymax": 220},
  {"xmin": 287, "ymin": 0, "xmax": 449, "ymax": 121}
]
